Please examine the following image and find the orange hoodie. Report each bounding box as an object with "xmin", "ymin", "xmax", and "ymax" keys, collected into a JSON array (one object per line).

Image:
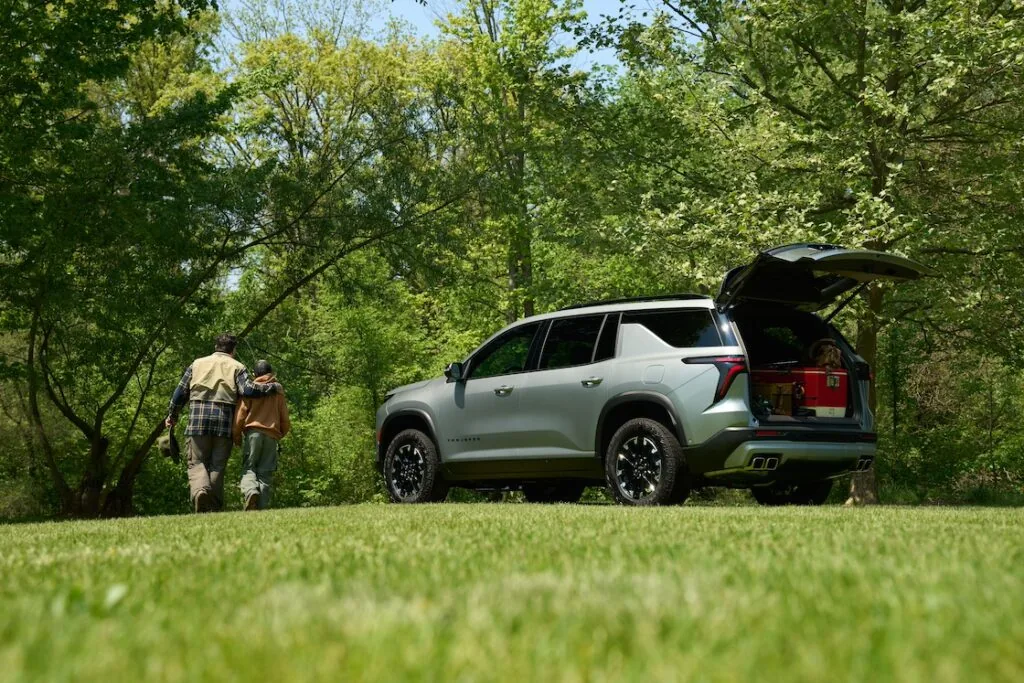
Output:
[{"xmin": 233, "ymin": 374, "xmax": 291, "ymax": 445}]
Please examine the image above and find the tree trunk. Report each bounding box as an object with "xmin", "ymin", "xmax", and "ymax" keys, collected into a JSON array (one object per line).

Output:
[
  {"xmin": 64, "ymin": 436, "xmax": 110, "ymax": 517},
  {"xmin": 505, "ymin": 90, "xmax": 533, "ymax": 322},
  {"xmin": 847, "ymin": 284, "xmax": 884, "ymax": 505},
  {"xmin": 101, "ymin": 420, "xmax": 166, "ymax": 518}
]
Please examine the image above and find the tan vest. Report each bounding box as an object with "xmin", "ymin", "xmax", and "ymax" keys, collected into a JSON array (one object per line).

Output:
[{"xmin": 189, "ymin": 352, "xmax": 244, "ymax": 404}]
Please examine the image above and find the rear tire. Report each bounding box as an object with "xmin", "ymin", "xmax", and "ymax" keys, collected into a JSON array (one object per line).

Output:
[
  {"xmin": 751, "ymin": 479, "xmax": 833, "ymax": 506},
  {"xmin": 665, "ymin": 475, "xmax": 692, "ymax": 505},
  {"xmin": 605, "ymin": 418, "xmax": 683, "ymax": 506},
  {"xmin": 522, "ymin": 482, "xmax": 586, "ymax": 504},
  {"xmin": 383, "ymin": 429, "xmax": 449, "ymax": 503}
]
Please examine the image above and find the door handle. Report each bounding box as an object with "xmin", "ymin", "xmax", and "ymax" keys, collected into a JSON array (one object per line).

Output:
[
  {"xmin": 494, "ymin": 385, "xmax": 514, "ymax": 396},
  {"xmin": 581, "ymin": 377, "xmax": 603, "ymax": 387}
]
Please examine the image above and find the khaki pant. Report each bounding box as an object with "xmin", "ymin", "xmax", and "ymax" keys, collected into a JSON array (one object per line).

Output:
[
  {"xmin": 186, "ymin": 435, "xmax": 233, "ymax": 511},
  {"xmin": 240, "ymin": 430, "xmax": 278, "ymax": 509}
]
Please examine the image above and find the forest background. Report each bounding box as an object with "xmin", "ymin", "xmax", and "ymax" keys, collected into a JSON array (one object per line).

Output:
[{"xmin": 2, "ymin": 0, "xmax": 1023, "ymax": 519}]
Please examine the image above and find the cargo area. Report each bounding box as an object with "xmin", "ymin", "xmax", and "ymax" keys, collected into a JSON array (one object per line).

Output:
[{"xmin": 730, "ymin": 305, "xmax": 858, "ymax": 423}]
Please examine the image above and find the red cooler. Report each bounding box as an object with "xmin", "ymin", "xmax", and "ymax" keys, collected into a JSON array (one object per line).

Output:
[{"xmin": 751, "ymin": 368, "xmax": 848, "ymax": 418}]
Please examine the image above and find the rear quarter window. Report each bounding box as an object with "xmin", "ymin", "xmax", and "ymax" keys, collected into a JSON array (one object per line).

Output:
[{"xmin": 621, "ymin": 310, "xmax": 723, "ymax": 348}]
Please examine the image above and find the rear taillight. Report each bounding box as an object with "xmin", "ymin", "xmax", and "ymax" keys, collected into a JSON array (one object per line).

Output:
[{"xmin": 684, "ymin": 355, "xmax": 748, "ymax": 403}]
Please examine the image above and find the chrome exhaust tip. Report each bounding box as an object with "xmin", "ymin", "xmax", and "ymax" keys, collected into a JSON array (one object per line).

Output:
[{"xmin": 765, "ymin": 457, "xmax": 779, "ymax": 470}]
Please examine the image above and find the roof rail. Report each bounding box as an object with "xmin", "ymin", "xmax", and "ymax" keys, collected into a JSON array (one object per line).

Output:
[{"xmin": 560, "ymin": 294, "xmax": 709, "ymax": 311}]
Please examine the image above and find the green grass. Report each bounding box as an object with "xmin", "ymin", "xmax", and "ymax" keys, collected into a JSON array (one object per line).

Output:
[{"xmin": 1, "ymin": 505, "xmax": 1022, "ymax": 682}]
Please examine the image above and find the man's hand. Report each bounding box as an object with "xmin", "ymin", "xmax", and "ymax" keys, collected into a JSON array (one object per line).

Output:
[{"xmin": 165, "ymin": 417, "xmax": 175, "ymax": 429}]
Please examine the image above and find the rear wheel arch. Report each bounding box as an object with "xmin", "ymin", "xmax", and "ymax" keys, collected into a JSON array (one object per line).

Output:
[{"xmin": 596, "ymin": 393, "xmax": 686, "ymax": 461}]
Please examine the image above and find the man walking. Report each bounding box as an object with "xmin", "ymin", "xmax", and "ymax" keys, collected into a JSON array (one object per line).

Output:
[
  {"xmin": 233, "ymin": 360, "xmax": 290, "ymax": 510},
  {"xmin": 166, "ymin": 334, "xmax": 280, "ymax": 512}
]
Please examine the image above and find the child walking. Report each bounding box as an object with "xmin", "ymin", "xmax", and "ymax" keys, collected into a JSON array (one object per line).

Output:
[{"xmin": 233, "ymin": 360, "xmax": 291, "ymax": 510}]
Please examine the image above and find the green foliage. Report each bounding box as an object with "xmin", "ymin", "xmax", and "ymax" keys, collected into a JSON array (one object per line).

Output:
[
  {"xmin": 132, "ymin": 453, "xmax": 192, "ymax": 517},
  {"xmin": 874, "ymin": 324, "xmax": 1024, "ymax": 503},
  {"xmin": 3, "ymin": 0, "xmax": 1024, "ymax": 516},
  {"xmin": 282, "ymin": 389, "xmax": 384, "ymax": 506}
]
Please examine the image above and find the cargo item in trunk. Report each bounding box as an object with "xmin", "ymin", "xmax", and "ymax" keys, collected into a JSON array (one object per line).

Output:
[
  {"xmin": 808, "ymin": 338, "xmax": 842, "ymax": 370},
  {"xmin": 751, "ymin": 367, "xmax": 849, "ymax": 418}
]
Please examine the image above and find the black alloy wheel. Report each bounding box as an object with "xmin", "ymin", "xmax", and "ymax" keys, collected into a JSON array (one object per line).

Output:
[
  {"xmin": 391, "ymin": 443, "xmax": 426, "ymax": 498},
  {"xmin": 383, "ymin": 429, "xmax": 448, "ymax": 503},
  {"xmin": 605, "ymin": 418, "xmax": 684, "ymax": 506},
  {"xmin": 616, "ymin": 436, "xmax": 661, "ymax": 501}
]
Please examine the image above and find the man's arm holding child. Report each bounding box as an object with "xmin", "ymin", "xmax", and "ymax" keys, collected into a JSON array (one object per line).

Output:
[{"xmin": 236, "ymin": 368, "xmax": 280, "ymax": 397}]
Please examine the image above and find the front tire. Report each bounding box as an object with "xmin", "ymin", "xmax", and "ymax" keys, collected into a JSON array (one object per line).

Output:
[
  {"xmin": 383, "ymin": 429, "xmax": 449, "ymax": 503},
  {"xmin": 605, "ymin": 418, "xmax": 683, "ymax": 506},
  {"xmin": 751, "ymin": 479, "xmax": 833, "ymax": 506},
  {"xmin": 523, "ymin": 481, "xmax": 586, "ymax": 504}
]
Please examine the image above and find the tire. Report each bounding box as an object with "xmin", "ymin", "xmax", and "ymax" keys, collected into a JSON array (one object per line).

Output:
[
  {"xmin": 604, "ymin": 418, "xmax": 683, "ymax": 506},
  {"xmin": 665, "ymin": 475, "xmax": 692, "ymax": 505},
  {"xmin": 751, "ymin": 479, "xmax": 833, "ymax": 506},
  {"xmin": 523, "ymin": 481, "xmax": 586, "ymax": 504},
  {"xmin": 383, "ymin": 429, "xmax": 449, "ymax": 503}
]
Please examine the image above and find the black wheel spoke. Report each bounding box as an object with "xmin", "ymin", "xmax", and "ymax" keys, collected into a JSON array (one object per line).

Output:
[
  {"xmin": 390, "ymin": 443, "xmax": 426, "ymax": 499},
  {"xmin": 615, "ymin": 436, "xmax": 662, "ymax": 502}
]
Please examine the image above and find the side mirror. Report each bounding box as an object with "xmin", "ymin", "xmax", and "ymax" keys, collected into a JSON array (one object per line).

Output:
[{"xmin": 444, "ymin": 361, "xmax": 466, "ymax": 382}]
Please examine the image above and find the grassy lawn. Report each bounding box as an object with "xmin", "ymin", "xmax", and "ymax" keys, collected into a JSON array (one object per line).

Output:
[{"xmin": 1, "ymin": 505, "xmax": 1022, "ymax": 682}]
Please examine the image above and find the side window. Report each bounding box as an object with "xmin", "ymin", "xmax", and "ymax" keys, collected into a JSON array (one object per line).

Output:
[
  {"xmin": 539, "ymin": 315, "xmax": 604, "ymax": 370},
  {"xmin": 594, "ymin": 313, "xmax": 619, "ymax": 362},
  {"xmin": 713, "ymin": 311, "xmax": 738, "ymax": 345},
  {"xmin": 621, "ymin": 310, "xmax": 723, "ymax": 348},
  {"xmin": 468, "ymin": 323, "xmax": 541, "ymax": 379}
]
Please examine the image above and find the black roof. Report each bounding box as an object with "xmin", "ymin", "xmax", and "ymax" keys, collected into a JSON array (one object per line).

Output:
[{"xmin": 560, "ymin": 294, "xmax": 709, "ymax": 311}]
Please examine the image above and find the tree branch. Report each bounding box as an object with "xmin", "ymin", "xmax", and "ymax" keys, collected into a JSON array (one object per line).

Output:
[
  {"xmin": 237, "ymin": 192, "xmax": 468, "ymax": 340},
  {"xmin": 39, "ymin": 330, "xmax": 96, "ymax": 440},
  {"xmin": 792, "ymin": 38, "xmax": 858, "ymax": 104},
  {"xmin": 107, "ymin": 346, "xmax": 165, "ymax": 483},
  {"xmin": 26, "ymin": 310, "xmax": 71, "ymax": 505},
  {"xmin": 918, "ymin": 246, "xmax": 1024, "ymax": 256}
]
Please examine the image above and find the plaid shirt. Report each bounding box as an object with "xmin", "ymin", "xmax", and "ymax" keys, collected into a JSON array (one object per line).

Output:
[{"xmin": 167, "ymin": 364, "xmax": 277, "ymax": 438}]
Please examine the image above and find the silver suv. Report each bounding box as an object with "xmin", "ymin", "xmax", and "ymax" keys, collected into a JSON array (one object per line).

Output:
[{"xmin": 375, "ymin": 244, "xmax": 929, "ymax": 506}]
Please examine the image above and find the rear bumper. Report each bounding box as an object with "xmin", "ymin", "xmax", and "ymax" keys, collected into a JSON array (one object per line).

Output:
[{"xmin": 685, "ymin": 426, "xmax": 876, "ymax": 485}]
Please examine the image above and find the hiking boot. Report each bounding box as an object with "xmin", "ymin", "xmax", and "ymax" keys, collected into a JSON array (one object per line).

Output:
[
  {"xmin": 244, "ymin": 492, "xmax": 260, "ymax": 511},
  {"xmin": 194, "ymin": 490, "xmax": 211, "ymax": 514}
]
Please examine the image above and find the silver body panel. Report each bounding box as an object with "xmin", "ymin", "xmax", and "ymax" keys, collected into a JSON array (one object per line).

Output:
[{"xmin": 375, "ymin": 296, "xmax": 875, "ymax": 486}]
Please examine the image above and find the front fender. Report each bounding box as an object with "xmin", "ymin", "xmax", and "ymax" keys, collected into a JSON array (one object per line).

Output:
[{"xmin": 377, "ymin": 408, "xmax": 440, "ymax": 471}]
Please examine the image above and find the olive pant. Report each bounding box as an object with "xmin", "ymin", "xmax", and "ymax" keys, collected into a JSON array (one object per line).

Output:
[
  {"xmin": 240, "ymin": 430, "xmax": 279, "ymax": 509},
  {"xmin": 186, "ymin": 435, "xmax": 233, "ymax": 511}
]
